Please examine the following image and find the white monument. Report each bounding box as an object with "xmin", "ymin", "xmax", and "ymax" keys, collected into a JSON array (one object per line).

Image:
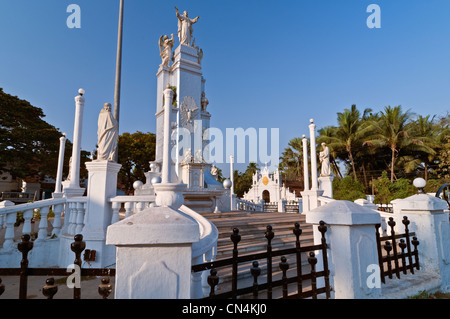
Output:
[{"xmin": 134, "ymin": 7, "xmax": 229, "ymax": 213}]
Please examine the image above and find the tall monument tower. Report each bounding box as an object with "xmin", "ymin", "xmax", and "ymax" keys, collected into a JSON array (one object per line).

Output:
[{"xmin": 136, "ymin": 8, "xmax": 227, "ymax": 213}]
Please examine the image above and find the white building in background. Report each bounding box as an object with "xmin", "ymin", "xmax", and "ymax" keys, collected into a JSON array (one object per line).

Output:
[{"xmin": 242, "ymin": 164, "xmax": 299, "ymax": 203}]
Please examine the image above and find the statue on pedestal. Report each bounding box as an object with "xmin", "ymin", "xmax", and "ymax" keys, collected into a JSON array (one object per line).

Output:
[
  {"xmin": 211, "ymin": 164, "xmax": 218, "ymax": 180},
  {"xmin": 319, "ymin": 142, "xmax": 331, "ymax": 177},
  {"xmin": 159, "ymin": 34, "xmax": 174, "ymax": 67},
  {"xmin": 97, "ymin": 103, "xmax": 118, "ymax": 161},
  {"xmin": 175, "ymin": 6, "xmax": 200, "ymax": 46}
]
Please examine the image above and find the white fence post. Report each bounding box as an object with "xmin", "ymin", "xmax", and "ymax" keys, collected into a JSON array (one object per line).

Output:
[
  {"xmin": 391, "ymin": 179, "xmax": 450, "ymax": 292},
  {"xmin": 305, "ymin": 200, "xmax": 382, "ymax": 299},
  {"xmin": 106, "ymin": 206, "xmax": 199, "ymax": 299}
]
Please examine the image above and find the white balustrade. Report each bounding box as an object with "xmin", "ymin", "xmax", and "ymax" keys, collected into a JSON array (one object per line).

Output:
[
  {"xmin": 235, "ymin": 198, "xmax": 264, "ymax": 212},
  {"xmin": 178, "ymin": 205, "xmax": 218, "ymax": 299},
  {"xmin": 0, "ymin": 197, "xmax": 67, "ymax": 248},
  {"xmin": 108, "ymin": 195, "xmax": 156, "ymax": 223}
]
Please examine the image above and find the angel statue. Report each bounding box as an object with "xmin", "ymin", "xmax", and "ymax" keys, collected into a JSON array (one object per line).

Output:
[
  {"xmin": 159, "ymin": 34, "xmax": 174, "ymax": 67},
  {"xmin": 175, "ymin": 6, "xmax": 200, "ymax": 46},
  {"xmin": 179, "ymin": 96, "xmax": 199, "ymax": 132}
]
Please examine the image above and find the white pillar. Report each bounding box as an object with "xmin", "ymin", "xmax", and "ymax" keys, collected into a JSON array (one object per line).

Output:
[
  {"xmin": 305, "ymin": 200, "xmax": 382, "ymax": 299},
  {"xmin": 391, "ymin": 179, "xmax": 450, "ymax": 293},
  {"xmin": 230, "ymin": 155, "xmax": 234, "ymax": 195},
  {"xmin": 64, "ymin": 89, "xmax": 86, "ymax": 198},
  {"xmin": 106, "ymin": 206, "xmax": 200, "ymax": 299},
  {"xmin": 162, "ymin": 85, "xmax": 174, "ymax": 184},
  {"xmin": 309, "ymin": 119, "xmax": 318, "ymax": 190},
  {"xmin": 302, "ymin": 134, "xmax": 309, "ymax": 191},
  {"xmin": 53, "ymin": 134, "xmax": 66, "ymax": 197},
  {"xmin": 82, "ymin": 160, "xmax": 122, "ymax": 268}
]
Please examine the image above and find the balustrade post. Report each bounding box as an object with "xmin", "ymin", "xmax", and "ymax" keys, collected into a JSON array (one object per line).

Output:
[
  {"xmin": 22, "ymin": 209, "xmax": 34, "ymax": 235},
  {"xmin": 124, "ymin": 202, "xmax": 133, "ymax": 218},
  {"xmin": 75, "ymin": 202, "xmax": 85, "ymax": 234},
  {"xmin": 4, "ymin": 213, "xmax": 16, "ymax": 249},
  {"xmin": 111, "ymin": 202, "xmax": 121, "ymax": 224},
  {"xmin": 67, "ymin": 202, "xmax": 77, "ymax": 235},
  {"xmin": 51, "ymin": 204, "xmax": 64, "ymax": 237},
  {"xmin": 37, "ymin": 206, "xmax": 50, "ymax": 241}
]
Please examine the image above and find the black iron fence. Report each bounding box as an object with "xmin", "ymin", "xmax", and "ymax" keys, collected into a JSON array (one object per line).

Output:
[
  {"xmin": 192, "ymin": 221, "xmax": 331, "ymax": 299},
  {"xmin": 0, "ymin": 234, "xmax": 115, "ymax": 299},
  {"xmin": 375, "ymin": 216, "xmax": 420, "ymax": 284},
  {"xmin": 263, "ymin": 203, "xmax": 278, "ymax": 213},
  {"xmin": 285, "ymin": 204, "xmax": 299, "ymax": 213}
]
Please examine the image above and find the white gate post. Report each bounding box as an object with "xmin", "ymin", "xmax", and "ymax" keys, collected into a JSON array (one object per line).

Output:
[
  {"xmin": 106, "ymin": 206, "xmax": 199, "ymax": 299},
  {"xmin": 306, "ymin": 200, "xmax": 382, "ymax": 299}
]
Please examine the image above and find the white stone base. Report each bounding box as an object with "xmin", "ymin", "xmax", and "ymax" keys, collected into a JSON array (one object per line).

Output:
[{"xmin": 318, "ymin": 175, "xmax": 334, "ymax": 198}]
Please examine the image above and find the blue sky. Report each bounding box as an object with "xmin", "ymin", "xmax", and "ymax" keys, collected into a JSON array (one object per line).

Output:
[{"xmin": 1, "ymin": 0, "xmax": 449, "ymax": 177}]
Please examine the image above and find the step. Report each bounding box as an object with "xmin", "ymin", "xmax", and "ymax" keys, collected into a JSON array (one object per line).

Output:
[{"xmin": 198, "ymin": 211, "xmax": 319, "ymax": 297}]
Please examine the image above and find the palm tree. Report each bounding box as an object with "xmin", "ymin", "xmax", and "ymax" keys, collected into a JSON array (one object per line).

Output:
[
  {"xmin": 403, "ymin": 115, "xmax": 439, "ymax": 180},
  {"xmin": 318, "ymin": 105, "xmax": 372, "ymax": 182},
  {"xmin": 279, "ymin": 137, "xmax": 304, "ymax": 182},
  {"xmin": 364, "ymin": 106, "xmax": 414, "ymax": 182}
]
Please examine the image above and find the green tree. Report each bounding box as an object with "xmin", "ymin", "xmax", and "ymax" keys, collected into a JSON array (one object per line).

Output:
[
  {"xmin": 364, "ymin": 106, "xmax": 415, "ymax": 182},
  {"xmin": 233, "ymin": 162, "xmax": 259, "ymax": 198},
  {"xmin": 318, "ymin": 105, "xmax": 372, "ymax": 182},
  {"xmin": 332, "ymin": 176, "xmax": 366, "ymax": 201},
  {"xmin": 0, "ymin": 88, "xmax": 66, "ymax": 182},
  {"xmin": 117, "ymin": 131, "xmax": 156, "ymax": 194}
]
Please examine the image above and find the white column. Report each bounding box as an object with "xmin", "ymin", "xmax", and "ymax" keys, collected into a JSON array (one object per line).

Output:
[
  {"xmin": 230, "ymin": 155, "xmax": 234, "ymax": 195},
  {"xmin": 302, "ymin": 134, "xmax": 309, "ymax": 191},
  {"xmin": 309, "ymin": 119, "xmax": 318, "ymax": 190},
  {"xmin": 64, "ymin": 89, "xmax": 86, "ymax": 198},
  {"xmin": 53, "ymin": 134, "xmax": 67, "ymax": 197},
  {"xmin": 69, "ymin": 89, "xmax": 85, "ymax": 188},
  {"xmin": 162, "ymin": 85, "xmax": 175, "ymax": 184}
]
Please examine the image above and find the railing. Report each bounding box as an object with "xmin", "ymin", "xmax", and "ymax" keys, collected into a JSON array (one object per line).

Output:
[
  {"xmin": 0, "ymin": 197, "xmax": 67, "ymax": 248},
  {"xmin": 0, "ymin": 192, "xmax": 35, "ymax": 204},
  {"xmin": 0, "ymin": 234, "xmax": 115, "ymax": 299},
  {"xmin": 317, "ymin": 196, "xmax": 335, "ymax": 206},
  {"xmin": 375, "ymin": 216, "xmax": 420, "ymax": 284},
  {"xmin": 178, "ymin": 205, "xmax": 219, "ymax": 298},
  {"xmin": 263, "ymin": 203, "xmax": 278, "ymax": 212},
  {"xmin": 108, "ymin": 195, "xmax": 156, "ymax": 223},
  {"xmin": 377, "ymin": 203, "xmax": 393, "ymax": 213},
  {"xmin": 285, "ymin": 203, "xmax": 299, "ymax": 213},
  {"xmin": 62, "ymin": 197, "xmax": 87, "ymax": 237},
  {"xmin": 235, "ymin": 198, "xmax": 264, "ymax": 212},
  {"xmin": 192, "ymin": 221, "xmax": 331, "ymax": 299}
]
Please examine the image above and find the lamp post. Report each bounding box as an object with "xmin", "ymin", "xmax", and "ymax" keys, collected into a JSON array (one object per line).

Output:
[{"xmin": 113, "ymin": 0, "xmax": 124, "ymax": 162}]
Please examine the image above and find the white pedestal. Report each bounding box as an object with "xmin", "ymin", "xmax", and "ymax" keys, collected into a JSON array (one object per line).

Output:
[
  {"xmin": 82, "ymin": 160, "xmax": 121, "ymax": 267},
  {"xmin": 319, "ymin": 175, "xmax": 334, "ymax": 198},
  {"xmin": 106, "ymin": 206, "xmax": 200, "ymax": 299},
  {"xmin": 306, "ymin": 200, "xmax": 382, "ymax": 299}
]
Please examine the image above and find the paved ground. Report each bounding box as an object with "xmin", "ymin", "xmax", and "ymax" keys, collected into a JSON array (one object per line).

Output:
[{"xmin": 0, "ymin": 275, "xmax": 115, "ymax": 299}]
